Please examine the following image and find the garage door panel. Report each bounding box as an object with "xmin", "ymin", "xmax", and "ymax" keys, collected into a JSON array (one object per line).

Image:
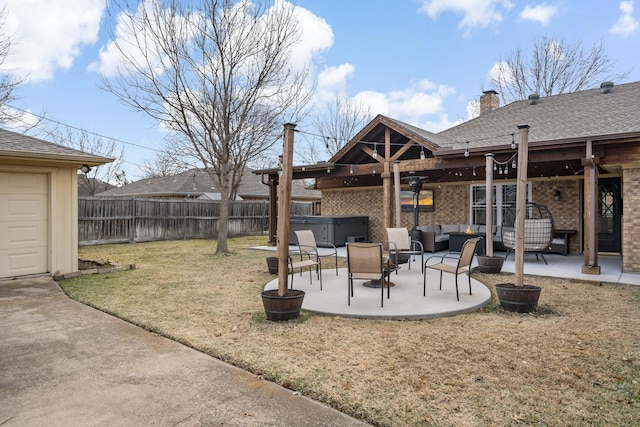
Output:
[
  {"xmin": 0, "ymin": 222, "xmax": 48, "ymax": 250},
  {"xmin": 0, "ymin": 247, "xmax": 48, "ymax": 277},
  {"xmin": 0, "ymin": 195, "xmax": 48, "ymax": 221},
  {"xmin": 0, "ymin": 172, "xmax": 47, "ymax": 195}
]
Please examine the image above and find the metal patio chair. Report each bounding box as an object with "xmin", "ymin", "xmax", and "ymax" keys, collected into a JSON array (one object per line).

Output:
[{"xmin": 423, "ymin": 237, "xmax": 482, "ymax": 301}]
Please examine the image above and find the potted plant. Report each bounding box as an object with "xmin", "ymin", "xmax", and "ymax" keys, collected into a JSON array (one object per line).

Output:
[
  {"xmin": 260, "ymin": 124, "xmax": 305, "ymax": 321},
  {"xmin": 494, "ymin": 125, "xmax": 541, "ymax": 312}
]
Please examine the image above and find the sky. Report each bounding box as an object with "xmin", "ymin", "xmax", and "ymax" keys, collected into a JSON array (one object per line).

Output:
[{"xmin": 2, "ymin": 0, "xmax": 639, "ymax": 181}]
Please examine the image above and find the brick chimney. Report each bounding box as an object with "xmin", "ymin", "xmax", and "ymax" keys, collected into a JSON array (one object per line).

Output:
[{"xmin": 480, "ymin": 90, "xmax": 499, "ymax": 115}]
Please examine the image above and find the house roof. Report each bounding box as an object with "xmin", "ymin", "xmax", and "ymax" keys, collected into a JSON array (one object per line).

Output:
[
  {"xmin": 436, "ymin": 80, "xmax": 640, "ymax": 154},
  {"xmin": 96, "ymin": 168, "xmax": 321, "ymax": 200},
  {"xmin": 0, "ymin": 127, "xmax": 113, "ymax": 165},
  {"xmin": 329, "ymin": 114, "xmax": 450, "ymax": 165}
]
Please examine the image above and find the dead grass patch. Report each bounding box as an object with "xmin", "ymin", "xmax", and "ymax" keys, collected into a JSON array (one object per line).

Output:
[{"xmin": 61, "ymin": 237, "xmax": 640, "ymax": 426}]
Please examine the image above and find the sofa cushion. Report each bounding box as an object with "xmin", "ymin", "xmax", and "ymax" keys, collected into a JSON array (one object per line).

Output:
[
  {"xmin": 434, "ymin": 234, "xmax": 450, "ymax": 243},
  {"xmin": 418, "ymin": 225, "xmax": 435, "ymax": 233},
  {"xmin": 440, "ymin": 224, "xmax": 460, "ymax": 234}
]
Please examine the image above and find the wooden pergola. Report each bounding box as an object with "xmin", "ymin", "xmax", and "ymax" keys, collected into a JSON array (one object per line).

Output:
[{"xmin": 255, "ymin": 115, "xmax": 640, "ymax": 276}]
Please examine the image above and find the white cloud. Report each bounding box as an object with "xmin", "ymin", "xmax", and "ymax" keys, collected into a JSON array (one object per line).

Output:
[
  {"xmin": 290, "ymin": 2, "xmax": 333, "ymax": 70},
  {"xmin": 488, "ymin": 60, "xmax": 515, "ymax": 85},
  {"xmin": 3, "ymin": 0, "xmax": 103, "ymax": 82},
  {"xmin": 91, "ymin": 0, "xmax": 333, "ymax": 79},
  {"xmin": 610, "ymin": 1, "xmax": 639, "ymax": 36},
  {"xmin": 519, "ymin": 3, "xmax": 558, "ymax": 26},
  {"xmin": 419, "ymin": 0, "xmax": 514, "ymax": 30},
  {"xmin": 315, "ymin": 63, "xmax": 355, "ymax": 104},
  {"xmin": 353, "ymin": 80, "xmax": 458, "ymax": 132}
]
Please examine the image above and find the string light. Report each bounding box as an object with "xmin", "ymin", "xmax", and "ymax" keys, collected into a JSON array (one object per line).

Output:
[
  {"xmin": 420, "ymin": 146, "xmax": 425, "ymax": 160},
  {"xmin": 372, "ymin": 142, "xmax": 378, "ymax": 159},
  {"xmin": 349, "ymin": 164, "xmax": 354, "ymax": 174},
  {"xmin": 464, "ymin": 141, "xmax": 470, "ymax": 157},
  {"xmin": 512, "ymin": 158, "xmax": 517, "ymax": 169},
  {"xmin": 511, "ymin": 133, "xmax": 516, "ymax": 149}
]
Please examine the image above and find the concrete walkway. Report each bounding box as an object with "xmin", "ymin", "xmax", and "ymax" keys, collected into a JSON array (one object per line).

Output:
[{"xmin": 0, "ymin": 276, "xmax": 368, "ymax": 427}]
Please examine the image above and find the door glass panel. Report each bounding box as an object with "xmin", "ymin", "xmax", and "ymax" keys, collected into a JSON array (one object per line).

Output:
[{"xmin": 599, "ymin": 185, "xmax": 615, "ymax": 234}]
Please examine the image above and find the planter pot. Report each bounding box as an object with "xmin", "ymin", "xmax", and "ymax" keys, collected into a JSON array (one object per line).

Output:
[
  {"xmin": 476, "ymin": 255, "xmax": 504, "ymax": 274},
  {"xmin": 495, "ymin": 283, "xmax": 542, "ymax": 313},
  {"xmin": 266, "ymin": 257, "xmax": 279, "ymax": 274},
  {"xmin": 261, "ymin": 289, "xmax": 305, "ymax": 321}
]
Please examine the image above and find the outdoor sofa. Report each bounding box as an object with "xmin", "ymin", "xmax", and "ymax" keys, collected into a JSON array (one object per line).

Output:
[{"xmin": 417, "ymin": 223, "xmax": 506, "ymax": 253}]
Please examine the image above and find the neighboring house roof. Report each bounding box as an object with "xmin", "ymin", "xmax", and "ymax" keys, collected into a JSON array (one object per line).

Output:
[
  {"xmin": 78, "ymin": 176, "xmax": 117, "ymax": 197},
  {"xmin": 0, "ymin": 128, "xmax": 113, "ymax": 165},
  {"xmin": 96, "ymin": 168, "xmax": 321, "ymax": 200},
  {"xmin": 436, "ymin": 80, "xmax": 640, "ymax": 152}
]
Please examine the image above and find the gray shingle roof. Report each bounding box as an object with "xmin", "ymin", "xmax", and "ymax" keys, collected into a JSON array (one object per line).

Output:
[
  {"xmin": 437, "ymin": 81, "xmax": 640, "ymax": 150},
  {"xmin": 96, "ymin": 168, "xmax": 320, "ymax": 199},
  {"xmin": 0, "ymin": 127, "xmax": 113, "ymax": 164}
]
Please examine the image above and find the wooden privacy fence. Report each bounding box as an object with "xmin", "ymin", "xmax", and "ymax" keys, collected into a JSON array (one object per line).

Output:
[{"xmin": 79, "ymin": 197, "xmax": 314, "ymax": 245}]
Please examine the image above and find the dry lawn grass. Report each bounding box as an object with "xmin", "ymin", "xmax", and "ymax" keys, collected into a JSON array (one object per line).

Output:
[{"xmin": 61, "ymin": 237, "xmax": 640, "ymax": 426}]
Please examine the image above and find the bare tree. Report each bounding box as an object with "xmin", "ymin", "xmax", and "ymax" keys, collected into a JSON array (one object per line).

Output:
[
  {"xmin": 0, "ymin": 7, "xmax": 27, "ymax": 124},
  {"xmin": 52, "ymin": 128, "xmax": 125, "ymax": 195},
  {"xmin": 301, "ymin": 95, "xmax": 372, "ymax": 163},
  {"xmin": 140, "ymin": 143, "xmax": 191, "ymax": 178},
  {"xmin": 491, "ymin": 35, "xmax": 630, "ymax": 104},
  {"xmin": 101, "ymin": 0, "xmax": 311, "ymax": 255}
]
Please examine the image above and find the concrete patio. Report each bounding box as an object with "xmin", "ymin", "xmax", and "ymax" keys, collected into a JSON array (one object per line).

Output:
[{"xmin": 256, "ymin": 246, "xmax": 640, "ymax": 321}]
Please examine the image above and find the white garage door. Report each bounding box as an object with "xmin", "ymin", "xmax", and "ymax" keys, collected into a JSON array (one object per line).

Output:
[{"xmin": 0, "ymin": 172, "xmax": 48, "ymax": 278}]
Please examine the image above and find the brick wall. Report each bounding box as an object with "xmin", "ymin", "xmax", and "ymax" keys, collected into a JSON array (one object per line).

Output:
[
  {"xmin": 322, "ymin": 184, "xmax": 470, "ymax": 243},
  {"xmin": 532, "ymin": 179, "xmax": 582, "ymax": 254},
  {"xmin": 623, "ymin": 168, "xmax": 640, "ymax": 272},
  {"xmin": 323, "ymin": 179, "xmax": 585, "ymax": 255}
]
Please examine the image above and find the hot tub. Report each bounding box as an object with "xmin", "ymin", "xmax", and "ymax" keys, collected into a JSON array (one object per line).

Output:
[{"xmin": 290, "ymin": 216, "xmax": 369, "ymax": 247}]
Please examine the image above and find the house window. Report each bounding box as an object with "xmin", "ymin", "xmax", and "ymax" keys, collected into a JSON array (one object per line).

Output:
[{"xmin": 470, "ymin": 183, "xmax": 530, "ymax": 225}]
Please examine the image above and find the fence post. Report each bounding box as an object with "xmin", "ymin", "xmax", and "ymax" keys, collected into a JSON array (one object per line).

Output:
[
  {"xmin": 131, "ymin": 197, "xmax": 136, "ymax": 243},
  {"xmin": 183, "ymin": 198, "xmax": 187, "ymax": 240}
]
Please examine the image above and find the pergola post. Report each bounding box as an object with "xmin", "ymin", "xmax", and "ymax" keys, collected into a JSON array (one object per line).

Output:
[
  {"xmin": 276, "ymin": 123, "xmax": 296, "ymax": 296},
  {"xmin": 267, "ymin": 175, "xmax": 278, "ymax": 246},
  {"xmin": 393, "ymin": 160, "xmax": 401, "ymax": 227},
  {"xmin": 514, "ymin": 124, "xmax": 530, "ymax": 287},
  {"xmin": 582, "ymin": 140, "xmax": 600, "ymax": 274},
  {"xmin": 485, "ymin": 153, "xmax": 494, "ymax": 257}
]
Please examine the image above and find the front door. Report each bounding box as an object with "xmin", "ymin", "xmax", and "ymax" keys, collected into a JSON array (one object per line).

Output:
[{"xmin": 598, "ymin": 178, "xmax": 622, "ymax": 253}]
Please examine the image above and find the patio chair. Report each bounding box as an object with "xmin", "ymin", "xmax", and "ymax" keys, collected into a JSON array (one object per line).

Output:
[
  {"xmin": 293, "ymin": 230, "xmax": 339, "ymax": 275},
  {"xmin": 386, "ymin": 227, "xmax": 424, "ymax": 273},
  {"xmin": 347, "ymin": 242, "xmax": 391, "ymax": 307},
  {"xmin": 288, "ymin": 248, "xmax": 322, "ymax": 290},
  {"xmin": 423, "ymin": 237, "xmax": 482, "ymax": 301}
]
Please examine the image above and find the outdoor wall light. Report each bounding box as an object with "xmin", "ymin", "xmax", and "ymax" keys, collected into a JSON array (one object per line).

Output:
[
  {"xmin": 554, "ymin": 190, "xmax": 562, "ymax": 201},
  {"xmin": 80, "ymin": 164, "xmax": 91, "ymax": 174}
]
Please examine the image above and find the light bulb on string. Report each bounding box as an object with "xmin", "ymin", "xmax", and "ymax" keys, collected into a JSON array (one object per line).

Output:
[
  {"xmin": 511, "ymin": 133, "xmax": 516, "ymax": 150},
  {"xmin": 349, "ymin": 164, "xmax": 354, "ymax": 174},
  {"xmin": 512, "ymin": 158, "xmax": 517, "ymax": 169},
  {"xmin": 420, "ymin": 147, "xmax": 425, "ymax": 160},
  {"xmin": 464, "ymin": 141, "xmax": 470, "ymax": 157},
  {"xmin": 372, "ymin": 142, "xmax": 378, "ymax": 159},
  {"xmin": 493, "ymin": 163, "xmax": 498, "ymax": 171}
]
